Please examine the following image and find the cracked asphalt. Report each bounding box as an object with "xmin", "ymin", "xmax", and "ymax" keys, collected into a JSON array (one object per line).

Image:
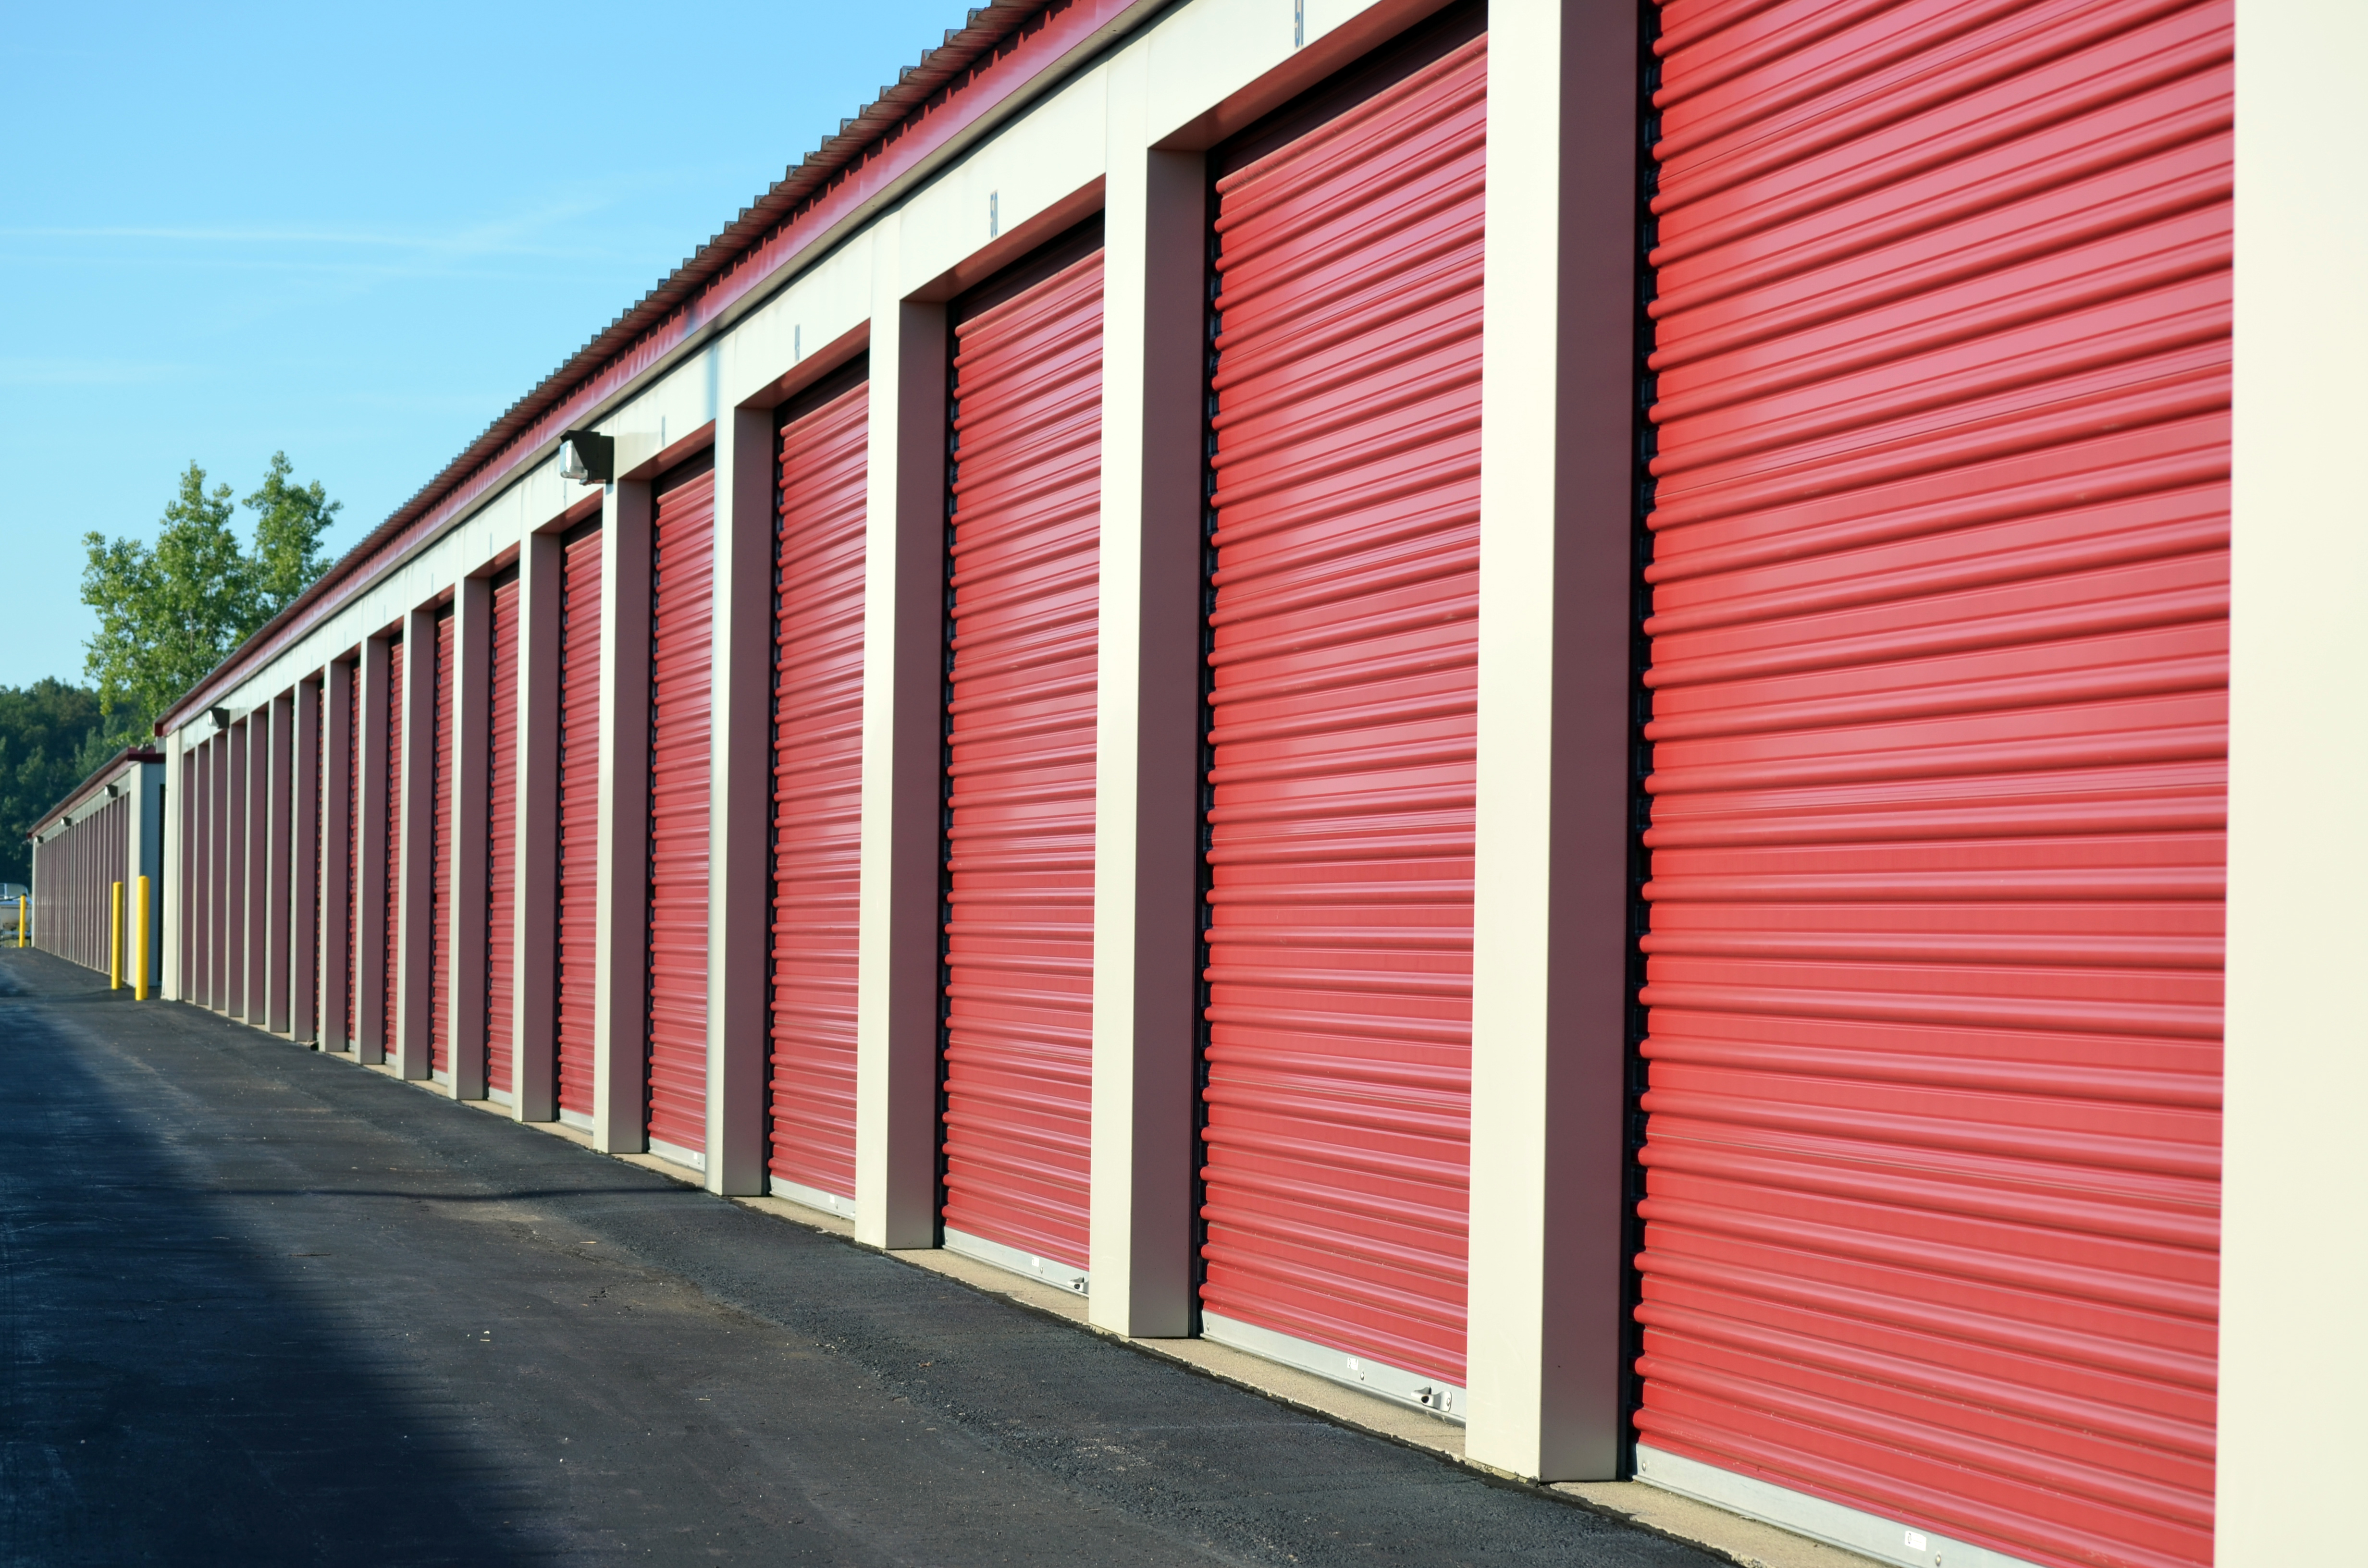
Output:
[{"xmin": 0, "ymin": 947, "xmax": 1714, "ymax": 1567}]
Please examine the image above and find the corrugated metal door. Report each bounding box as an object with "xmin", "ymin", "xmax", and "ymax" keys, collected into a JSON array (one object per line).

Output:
[
  {"xmin": 556, "ymin": 523, "xmax": 603, "ymax": 1118},
  {"xmin": 942, "ymin": 247, "xmax": 1103, "ymax": 1271},
  {"xmin": 382, "ymin": 637, "xmax": 404, "ymax": 1056},
  {"xmin": 431, "ymin": 610, "xmax": 455, "ymax": 1077},
  {"xmin": 486, "ymin": 569, "xmax": 520, "ymax": 1098},
  {"xmin": 648, "ymin": 459, "xmax": 715, "ymax": 1158},
  {"xmin": 1635, "ymin": 5, "xmax": 2228, "ymax": 1568},
  {"xmin": 769, "ymin": 378, "xmax": 868, "ymax": 1203},
  {"xmin": 1199, "ymin": 34, "xmax": 1486, "ymax": 1393}
]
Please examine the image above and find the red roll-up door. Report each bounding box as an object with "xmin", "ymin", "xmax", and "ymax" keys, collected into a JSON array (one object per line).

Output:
[
  {"xmin": 648, "ymin": 459, "xmax": 714, "ymax": 1158},
  {"xmin": 942, "ymin": 246, "xmax": 1103, "ymax": 1271},
  {"xmin": 486, "ymin": 569, "xmax": 520, "ymax": 1098},
  {"xmin": 768, "ymin": 378, "xmax": 868, "ymax": 1202},
  {"xmin": 1635, "ymin": 5, "xmax": 2228, "ymax": 1568},
  {"xmin": 1199, "ymin": 31, "xmax": 1486, "ymax": 1393},
  {"xmin": 382, "ymin": 637, "xmax": 404, "ymax": 1056},
  {"xmin": 556, "ymin": 522, "xmax": 603, "ymax": 1118},
  {"xmin": 431, "ymin": 610, "xmax": 455, "ymax": 1077}
]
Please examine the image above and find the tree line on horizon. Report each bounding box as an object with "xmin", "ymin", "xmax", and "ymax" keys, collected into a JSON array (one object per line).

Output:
[{"xmin": 0, "ymin": 454, "xmax": 340, "ymax": 885}]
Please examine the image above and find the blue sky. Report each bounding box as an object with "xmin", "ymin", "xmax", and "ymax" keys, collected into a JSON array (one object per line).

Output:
[{"xmin": 0, "ymin": 0, "xmax": 962, "ymax": 689}]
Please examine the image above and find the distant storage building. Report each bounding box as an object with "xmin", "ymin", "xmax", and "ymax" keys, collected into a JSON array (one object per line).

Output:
[
  {"xmin": 23, "ymin": 749, "xmax": 165, "ymax": 989},
  {"xmin": 40, "ymin": 2, "xmax": 2356, "ymax": 1565}
]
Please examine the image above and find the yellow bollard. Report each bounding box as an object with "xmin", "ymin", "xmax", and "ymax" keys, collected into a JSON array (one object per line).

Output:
[
  {"xmin": 16, "ymin": 894, "xmax": 25, "ymax": 947},
  {"xmin": 111, "ymin": 881, "xmax": 123, "ymax": 990},
  {"xmin": 136, "ymin": 876, "xmax": 150, "ymax": 1001}
]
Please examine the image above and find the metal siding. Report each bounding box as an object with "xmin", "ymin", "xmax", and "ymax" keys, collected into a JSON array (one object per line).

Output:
[
  {"xmin": 942, "ymin": 253, "xmax": 1103, "ymax": 1269},
  {"xmin": 1199, "ymin": 38, "xmax": 1486, "ymax": 1387},
  {"xmin": 432, "ymin": 612, "xmax": 455, "ymax": 1076},
  {"xmin": 487, "ymin": 575, "xmax": 520, "ymax": 1096},
  {"xmin": 768, "ymin": 386, "xmax": 869, "ymax": 1199},
  {"xmin": 556, "ymin": 527, "xmax": 604, "ymax": 1117},
  {"xmin": 1636, "ymin": 4, "xmax": 2228, "ymax": 1567},
  {"xmin": 382, "ymin": 638, "xmax": 403, "ymax": 1057},
  {"xmin": 648, "ymin": 468, "xmax": 715, "ymax": 1154}
]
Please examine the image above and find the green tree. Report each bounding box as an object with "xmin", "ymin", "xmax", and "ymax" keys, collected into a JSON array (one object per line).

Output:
[
  {"xmin": 245, "ymin": 450, "xmax": 341, "ymax": 618},
  {"xmin": 0, "ymin": 680, "xmax": 106, "ymax": 885},
  {"xmin": 79, "ymin": 453, "xmax": 341, "ymax": 739}
]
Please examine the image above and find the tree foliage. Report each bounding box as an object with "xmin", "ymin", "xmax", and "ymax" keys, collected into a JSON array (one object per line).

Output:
[
  {"xmin": 79, "ymin": 453, "xmax": 342, "ymax": 735},
  {"xmin": 0, "ymin": 680, "xmax": 105, "ymax": 885}
]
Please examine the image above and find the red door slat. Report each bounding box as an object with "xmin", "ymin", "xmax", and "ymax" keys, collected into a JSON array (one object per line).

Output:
[
  {"xmin": 648, "ymin": 463, "xmax": 715, "ymax": 1157},
  {"xmin": 1638, "ymin": 3, "xmax": 2228, "ymax": 1566},
  {"xmin": 1200, "ymin": 35, "xmax": 1485, "ymax": 1389},
  {"xmin": 556, "ymin": 524, "xmax": 603, "ymax": 1117},
  {"xmin": 382, "ymin": 637, "xmax": 403, "ymax": 1057},
  {"xmin": 769, "ymin": 384, "xmax": 868, "ymax": 1201},
  {"xmin": 431, "ymin": 610, "xmax": 455, "ymax": 1077},
  {"xmin": 486, "ymin": 572, "xmax": 520, "ymax": 1095},
  {"xmin": 942, "ymin": 251, "xmax": 1103, "ymax": 1270}
]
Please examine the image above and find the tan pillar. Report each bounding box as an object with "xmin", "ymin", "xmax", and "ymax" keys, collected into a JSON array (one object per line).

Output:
[
  {"xmin": 396, "ymin": 608, "xmax": 440, "ymax": 1080},
  {"xmin": 288, "ymin": 676, "xmax": 320, "ymax": 1041},
  {"xmin": 355, "ymin": 637, "xmax": 395, "ymax": 1065},
  {"xmin": 1086, "ymin": 53, "xmax": 1206, "ymax": 1339},
  {"xmin": 511, "ymin": 528, "xmax": 565, "ymax": 1120},
  {"xmin": 2218, "ymin": 3, "xmax": 2368, "ymax": 1560},
  {"xmin": 853, "ymin": 232, "xmax": 951, "ymax": 1251},
  {"xmin": 1463, "ymin": 0, "xmax": 1641, "ymax": 1483},
  {"xmin": 706, "ymin": 404, "xmax": 780, "ymax": 1194},
  {"xmin": 265, "ymin": 689, "xmax": 295, "ymax": 1034},
  {"xmin": 449, "ymin": 575, "xmax": 493, "ymax": 1099},
  {"xmin": 592, "ymin": 478, "xmax": 654, "ymax": 1153},
  {"xmin": 321, "ymin": 658, "xmax": 357, "ymax": 1053}
]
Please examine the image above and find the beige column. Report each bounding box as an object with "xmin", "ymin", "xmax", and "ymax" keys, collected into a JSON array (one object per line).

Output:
[
  {"xmin": 706, "ymin": 404, "xmax": 779, "ymax": 1194},
  {"xmin": 853, "ymin": 233, "xmax": 951, "ymax": 1251},
  {"xmin": 2218, "ymin": 4, "xmax": 2368, "ymax": 1562},
  {"xmin": 321, "ymin": 659, "xmax": 356, "ymax": 1053},
  {"xmin": 449, "ymin": 575, "xmax": 493, "ymax": 1099},
  {"xmin": 225, "ymin": 719, "xmax": 247, "ymax": 1018},
  {"xmin": 1463, "ymin": 0, "xmax": 1641, "ymax": 1482},
  {"xmin": 593, "ymin": 478, "xmax": 654, "ymax": 1152},
  {"xmin": 355, "ymin": 637, "xmax": 395, "ymax": 1065},
  {"xmin": 263, "ymin": 690, "xmax": 294, "ymax": 1032},
  {"xmin": 1086, "ymin": 52, "xmax": 1207, "ymax": 1339},
  {"xmin": 246, "ymin": 703, "xmax": 272, "ymax": 1023},
  {"xmin": 163, "ymin": 730, "xmax": 186, "ymax": 1001},
  {"xmin": 511, "ymin": 528, "xmax": 565, "ymax": 1120},
  {"xmin": 288, "ymin": 676, "xmax": 319, "ymax": 1041},
  {"xmin": 395, "ymin": 609, "xmax": 440, "ymax": 1080}
]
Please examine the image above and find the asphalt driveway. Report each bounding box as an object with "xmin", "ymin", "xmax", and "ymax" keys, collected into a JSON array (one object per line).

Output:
[{"xmin": 0, "ymin": 947, "xmax": 1712, "ymax": 1568}]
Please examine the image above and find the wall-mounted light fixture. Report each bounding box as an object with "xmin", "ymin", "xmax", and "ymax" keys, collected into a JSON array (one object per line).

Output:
[
  {"xmin": 105, "ymin": 784, "xmax": 120, "ymax": 800},
  {"xmin": 209, "ymin": 706, "xmax": 231, "ymax": 732},
  {"xmin": 559, "ymin": 430, "xmax": 615, "ymax": 485}
]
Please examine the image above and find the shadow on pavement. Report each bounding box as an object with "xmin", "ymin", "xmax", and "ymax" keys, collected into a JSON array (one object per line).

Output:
[{"xmin": 0, "ymin": 957, "xmax": 554, "ymax": 1567}]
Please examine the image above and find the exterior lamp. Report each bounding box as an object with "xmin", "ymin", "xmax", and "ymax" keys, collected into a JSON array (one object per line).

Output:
[
  {"xmin": 559, "ymin": 430, "xmax": 615, "ymax": 485},
  {"xmin": 209, "ymin": 706, "xmax": 231, "ymax": 732}
]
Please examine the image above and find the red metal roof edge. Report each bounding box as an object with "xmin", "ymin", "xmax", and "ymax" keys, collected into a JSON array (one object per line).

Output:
[
  {"xmin": 27, "ymin": 747, "xmax": 164, "ymax": 840},
  {"xmin": 159, "ymin": 0, "xmax": 1134, "ymax": 736}
]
